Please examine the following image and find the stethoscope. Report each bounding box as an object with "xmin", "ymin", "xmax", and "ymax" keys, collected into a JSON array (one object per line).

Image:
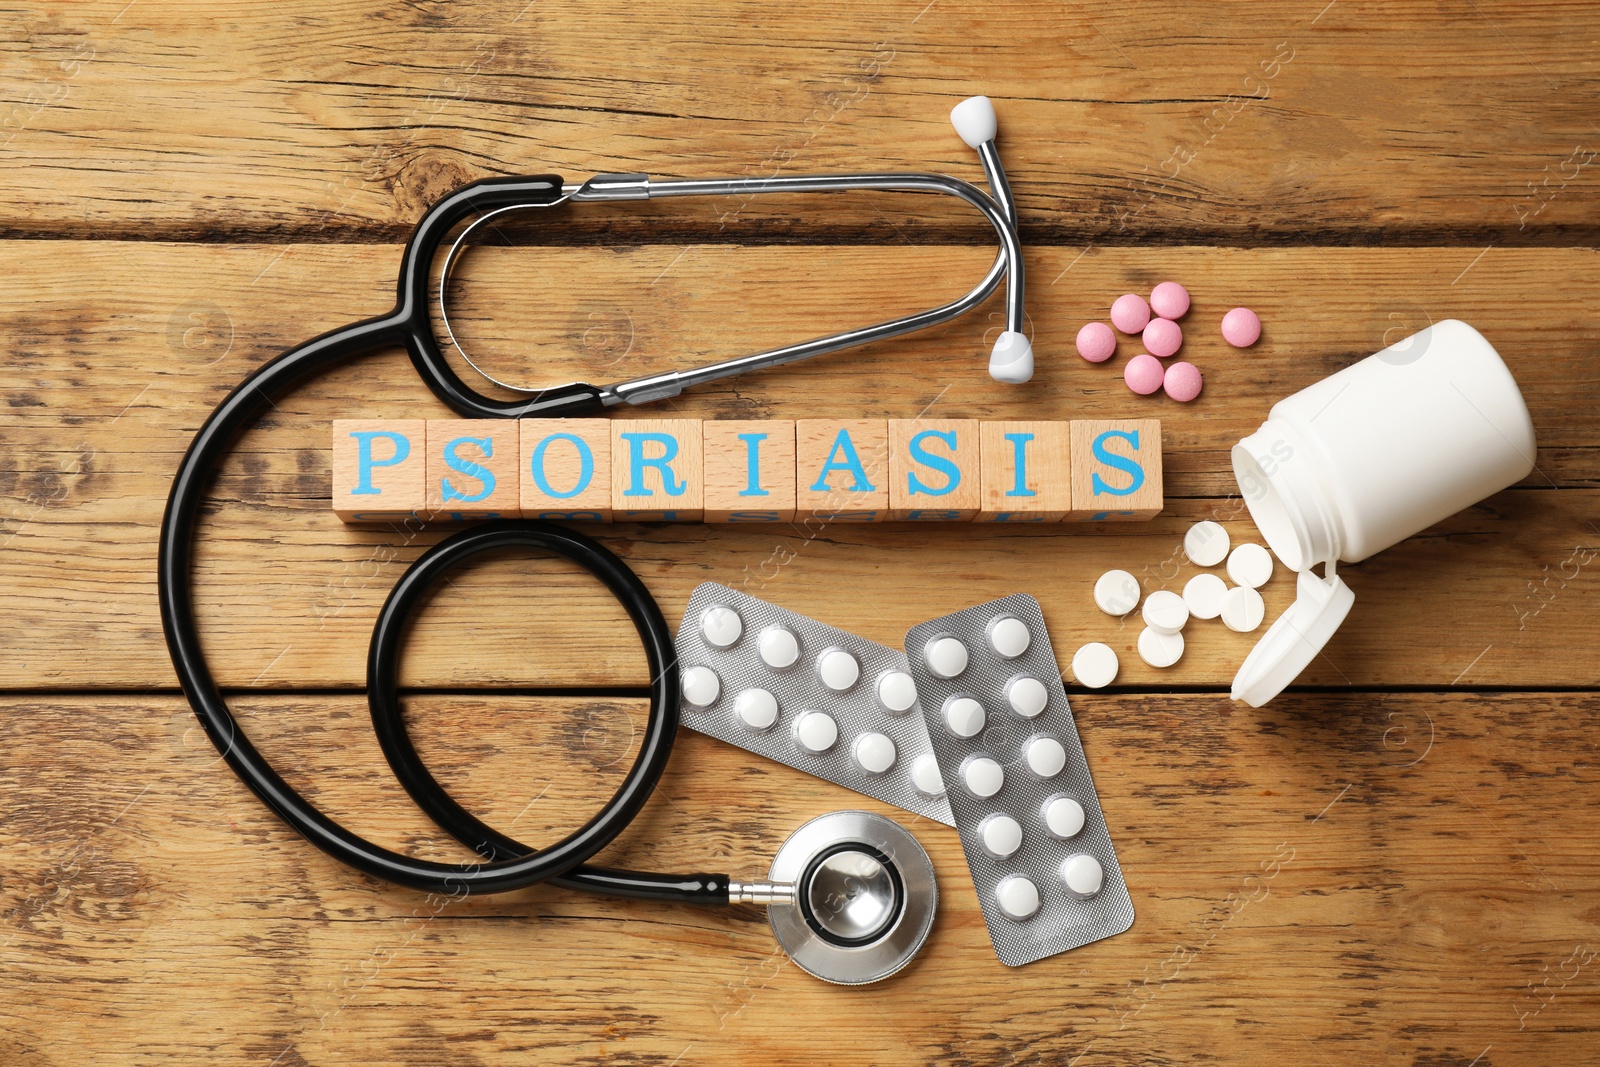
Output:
[{"xmin": 158, "ymin": 96, "xmax": 1025, "ymax": 984}]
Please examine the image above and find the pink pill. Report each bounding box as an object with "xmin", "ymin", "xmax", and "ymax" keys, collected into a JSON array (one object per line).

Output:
[
  {"xmin": 1150, "ymin": 281, "xmax": 1190, "ymax": 319},
  {"xmin": 1142, "ymin": 317, "xmax": 1183, "ymax": 358},
  {"xmin": 1075, "ymin": 321, "xmax": 1117, "ymax": 363},
  {"xmin": 1110, "ymin": 293, "xmax": 1151, "ymax": 334},
  {"xmin": 1124, "ymin": 353, "xmax": 1165, "ymax": 395},
  {"xmin": 1163, "ymin": 360, "xmax": 1204, "ymax": 402},
  {"xmin": 1221, "ymin": 306, "xmax": 1262, "ymax": 347}
]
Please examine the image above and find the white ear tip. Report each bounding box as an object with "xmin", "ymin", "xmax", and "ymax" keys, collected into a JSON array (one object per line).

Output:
[
  {"xmin": 989, "ymin": 331, "xmax": 1033, "ymax": 383},
  {"xmin": 950, "ymin": 96, "xmax": 998, "ymax": 149}
]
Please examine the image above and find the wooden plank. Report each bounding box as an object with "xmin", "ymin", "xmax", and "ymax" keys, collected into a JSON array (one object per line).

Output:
[
  {"xmin": 0, "ymin": 241, "xmax": 1596, "ymax": 688},
  {"xmin": 2, "ymin": 691, "xmax": 1596, "ymax": 1065},
  {"xmin": 1, "ymin": 3, "xmax": 1597, "ymax": 244}
]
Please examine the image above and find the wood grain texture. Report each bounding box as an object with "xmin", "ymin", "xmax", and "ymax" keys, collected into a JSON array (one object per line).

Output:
[
  {"xmin": 1, "ymin": 2, "xmax": 1597, "ymax": 243},
  {"xmin": 3, "ymin": 691, "xmax": 1596, "ymax": 1065},
  {"xmin": 0, "ymin": 241, "xmax": 1595, "ymax": 689}
]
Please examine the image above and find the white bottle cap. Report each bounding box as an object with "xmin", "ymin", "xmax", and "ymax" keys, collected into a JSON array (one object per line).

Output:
[
  {"xmin": 989, "ymin": 331, "xmax": 1034, "ymax": 384},
  {"xmin": 1232, "ymin": 568, "xmax": 1356, "ymax": 707},
  {"xmin": 950, "ymin": 95, "xmax": 998, "ymax": 148}
]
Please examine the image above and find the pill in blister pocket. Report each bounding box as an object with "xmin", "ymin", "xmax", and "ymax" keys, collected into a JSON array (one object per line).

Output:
[
  {"xmin": 1183, "ymin": 520, "xmax": 1230, "ymax": 567},
  {"xmin": 1043, "ymin": 795, "xmax": 1085, "ymax": 839},
  {"xmin": 943, "ymin": 695, "xmax": 986, "ymax": 737},
  {"xmin": 925, "ymin": 635, "xmax": 969, "ymax": 678},
  {"xmin": 817, "ymin": 647, "xmax": 860, "ymax": 691},
  {"xmin": 1093, "ymin": 569, "xmax": 1141, "ymax": 616},
  {"xmin": 980, "ymin": 814, "xmax": 1023, "ymax": 859},
  {"xmin": 911, "ymin": 752, "xmax": 946, "ymax": 798},
  {"xmin": 1025, "ymin": 736, "xmax": 1067, "ymax": 778},
  {"xmin": 1227, "ymin": 543, "xmax": 1274, "ymax": 589},
  {"xmin": 1182, "ymin": 572, "xmax": 1228, "ymax": 619},
  {"xmin": 760, "ymin": 626, "xmax": 800, "ymax": 668},
  {"xmin": 682, "ymin": 666, "xmax": 720, "ymax": 707},
  {"xmin": 1137, "ymin": 626, "xmax": 1185, "ymax": 668},
  {"xmin": 1062, "ymin": 854, "xmax": 1104, "ymax": 898},
  {"xmin": 1222, "ymin": 585, "xmax": 1266, "ymax": 632},
  {"xmin": 876, "ymin": 670, "xmax": 918, "ymax": 714},
  {"xmin": 962, "ymin": 756, "xmax": 1004, "ymax": 798},
  {"xmin": 793, "ymin": 710, "xmax": 838, "ymax": 753},
  {"xmin": 1070, "ymin": 642, "xmax": 1119, "ymax": 689},
  {"xmin": 987, "ymin": 616, "xmax": 1031, "ymax": 658},
  {"xmin": 1005, "ymin": 675, "xmax": 1048, "ymax": 717},
  {"xmin": 734, "ymin": 688, "xmax": 779, "ymax": 732},
  {"xmin": 1141, "ymin": 589, "xmax": 1188, "ymax": 634},
  {"xmin": 996, "ymin": 874, "xmax": 1041, "ymax": 920},
  {"xmin": 701, "ymin": 605, "xmax": 743, "ymax": 647},
  {"xmin": 853, "ymin": 731, "xmax": 896, "ymax": 773}
]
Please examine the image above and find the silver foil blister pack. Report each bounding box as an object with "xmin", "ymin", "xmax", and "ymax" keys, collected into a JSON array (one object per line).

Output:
[
  {"xmin": 904, "ymin": 593, "xmax": 1133, "ymax": 966},
  {"xmin": 674, "ymin": 582, "xmax": 955, "ymax": 827}
]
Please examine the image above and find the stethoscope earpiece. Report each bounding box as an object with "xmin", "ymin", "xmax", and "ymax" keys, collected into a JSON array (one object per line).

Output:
[{"xmin": 764, "ymin": 811, "xmax": 937, "ymax": 985}]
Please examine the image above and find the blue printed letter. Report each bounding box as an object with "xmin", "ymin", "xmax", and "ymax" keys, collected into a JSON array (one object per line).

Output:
[
  {"xmin": 621, "ymin": 432, "xmax": 687, "ymax": 498},
  {"xmin": 349, "ymin": 430, "xmax": 409, "ymax": 495},
  {"xmin": 529, "ymin": 432, "xmax": 593, "ymax": 500},
  {"xmin": 442, "ymin": 436, "xmax": 495, "ymax": 503},
  {"xmin": 810, "ymin": 429, "xmax": 875, "ymax": 493},
  {"xmin": 1090, "ymin": 430, "xmax": 1145, "ymax": 497},
  {"xmin": 906, "ymin": 429, "xmax": 960, "ymax": 497}
]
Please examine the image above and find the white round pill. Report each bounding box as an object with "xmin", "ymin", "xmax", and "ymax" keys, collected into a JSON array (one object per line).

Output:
[
  {"xmin": 758, "ymin": 626, "xmax": 800, "ymax": 669},
  {"xmin": 793, "ymin": 710, "xmax": 838, "ymax": 753},
  {"xmin": 942, "ymin": 695, "xmax": 986, "ymax": 738},
  {"xmin": 1062, "ymin": 853, "xmax": 1104, "ymax": 897},
  {"xmin": 1184, "ymin": 520, "xmax": 1231, "ymax": 567},
  {"xmin": 857, "ymin": 729, "xmax": 896, "ymax": 771},
  {"xmin": 924, "ymin": 635, "xmax": 969, "ymax": 678},
  {"xmin": 1025, "ymin": 736, "xmax": 1067, "ymax": 778},
  {"xmin": 816, "ymin": 647, "xmax": 860, "ymax": 691},
  {"xmin": 1043, "ymin": 795, "xmax": 1085, "ymax": 839},
  {"xmin": 1141, "ymin": 589, "xmax": 1189, "ymax": 634},
  {"xmin": 1221, "ymin": 584, "xmax": 1266, "ymax": 633},
  {"xmin": 733, "ymin": 688, "xmax": 778, "ymax": 732},
  {"xmin": 1182, "ymin": 572, "xmax": 1228, "ymax": 620},
  {"xmin": 681, "ymin": 665, "xmax": 720, "ymax": 708},
  {"xmin": 1227, "ymin": 543, "xmax": 1274, "ymax": 589},
  {"xmin": 700, "ymin": 605, "xmax": 743, "ymax": 647},
  {"xmin": 1137, "ymin": 626, "xmax": 1185, "ymax": 669},
  {"xmin": 1070, "ymin": 642, "xmax": 1119, "ymax": 689},
  {"xmin": 980, "ymin": 814, "xmax": 1023, "ymax": 859},
  {"xmin": 1005, "ymin": 675, "xmax": 1049, "ymax": 718},
  {"xmin": 910, "ymin": 752, "xmax": 946, "ymax": 798},
  {"xmin": 995, "ymin": 874, "xmax": 1040, "ymax": 921},
  {"xmin": 1093, "ymin": 569, "xmax": 1141, "ymax": 616},
  {"xmin": 876, "ymin": 670, "xmax": 918, "ymax": 714},
  {"xmin": 987, "ymin": 616, "xmax": 1031, "ymax": 658},
  {"xmin": 852, "ymin": 731, "xmax": 896, "ymax": 774},
  {"xmin": 962, "ymin": 756, "xmax": 1004, "ymax": 798}
]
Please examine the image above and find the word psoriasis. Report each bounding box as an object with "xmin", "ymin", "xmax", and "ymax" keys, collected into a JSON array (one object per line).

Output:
[{"xmin": 332, "ymin": 418, "xmax": 1163, "ymax": 524}]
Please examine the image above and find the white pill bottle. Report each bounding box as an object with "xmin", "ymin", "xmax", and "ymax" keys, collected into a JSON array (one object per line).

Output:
[{"xmin": 1229, "ymin": 319, "xmax": 1536, "ymax": 706}]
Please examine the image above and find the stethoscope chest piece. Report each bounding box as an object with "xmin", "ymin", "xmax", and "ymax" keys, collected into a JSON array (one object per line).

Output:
[{"xmin": 767, "ymin": 811, "xmax": 937, "ymax": 985}]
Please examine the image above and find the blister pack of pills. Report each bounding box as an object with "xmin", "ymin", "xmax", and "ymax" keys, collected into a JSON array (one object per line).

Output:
[
  {"xmin": 904, "ymin": 593, "xmax": 1134, "ymax": 966},
  {"xmin": 674, "ymin": 582, "xmax": 956, "ymax": 827}
]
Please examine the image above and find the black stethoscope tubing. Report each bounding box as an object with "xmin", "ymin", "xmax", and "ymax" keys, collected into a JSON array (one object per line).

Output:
[{"xmin": 158, "ymin": 175, "xmax": 724, "ymax": 901}]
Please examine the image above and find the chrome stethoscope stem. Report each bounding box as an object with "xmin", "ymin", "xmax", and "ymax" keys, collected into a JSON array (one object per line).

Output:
[{"xmin": 589, "ymin": 163, "xmax": 1025, "ymax": 405}]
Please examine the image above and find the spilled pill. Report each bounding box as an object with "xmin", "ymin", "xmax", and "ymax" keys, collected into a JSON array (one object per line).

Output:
[
  {"xmin": 1184, "ymin": 520, "xmax": 1230, "ymax": 567},
  {"xmin": 1094, "ymin": 569, "xmax": 1142, "ymax": 616},
  {"xmin": 1110, "ymin": 293, "xmax": 1151, "ymax": 333},
  {"xmin": 1163, "ymin": 360, "xmax": 1203, "ymax": 402},
  {"xmin": 1149, "ymin": 281, "xmax": 1190, "ymax": 319},
  {"xmin": 1137, "ymin": 626, "xmax": 1185, "ymax": 668},
  {"xmin": 1182, "ymin": 572, "xmax": 1229, "ymax": 620},
  {"xmin": 1076, "ymin": 321, "xmax": 1117, "ymax": 363},
  {"xmin": 1227, "ymin": 543, "xmax": 1274, "ymax": 589},
  {"xmin": 1124, "ymin": 353, "xmax": 1165, "ymax": 395},
  {"xmin": 1221, "ymin": 585, "xmax": 1266, "ymax": 632},
  {"xmin": 1141, "ymin": 589, "xmax": 1189, "ymax": 634},
  {"xmin": 1071, "ymin": 642, "xmax": 1120, "ymax": 689},
  {"xmin": 1222, "ymin": 306, "xmax": 1262, "ymax": 347},
  {"xmin": 1142, "ymin": 318, "xmax": 1183, "ymax": 358}
]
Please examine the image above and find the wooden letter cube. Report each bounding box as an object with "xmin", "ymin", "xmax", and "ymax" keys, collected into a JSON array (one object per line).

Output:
[
  {"xmin": 1068, "ymin": 419, "xmax": 1163, "ymax": 520},
  {"xmin": 520, "ymin": 419, "xmax": 612, "ymax": 522},
  {"xmin": 703, "ymin": 420, "xmax": 796, "ymax": 522},
  {"xmin": 611, "ymin": 419, "xmax": 704, "ymax": 521},
  {"xmin": 332, "ymin": 419, "xmax": 426, "ymax": 522},
  {"xmin": 889, "ymin": 419, "xmax": 981, "ymax": 520},
  {"xmin": 794, "ymin": 419, "xmax": 889, "ymax": 522},
  {"xmin": 977, "ymin": 421, "xmax": 1072, "ymax": 522},
  {"xmin": 425, "ymin": 419, "xmax": 522, "ymax": 521}
]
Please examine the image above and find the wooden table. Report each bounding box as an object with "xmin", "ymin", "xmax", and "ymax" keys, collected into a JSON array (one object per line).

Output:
[{"xmin": 3, "ymin": 2, "xmax": 1597, "ymax": 1064}]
